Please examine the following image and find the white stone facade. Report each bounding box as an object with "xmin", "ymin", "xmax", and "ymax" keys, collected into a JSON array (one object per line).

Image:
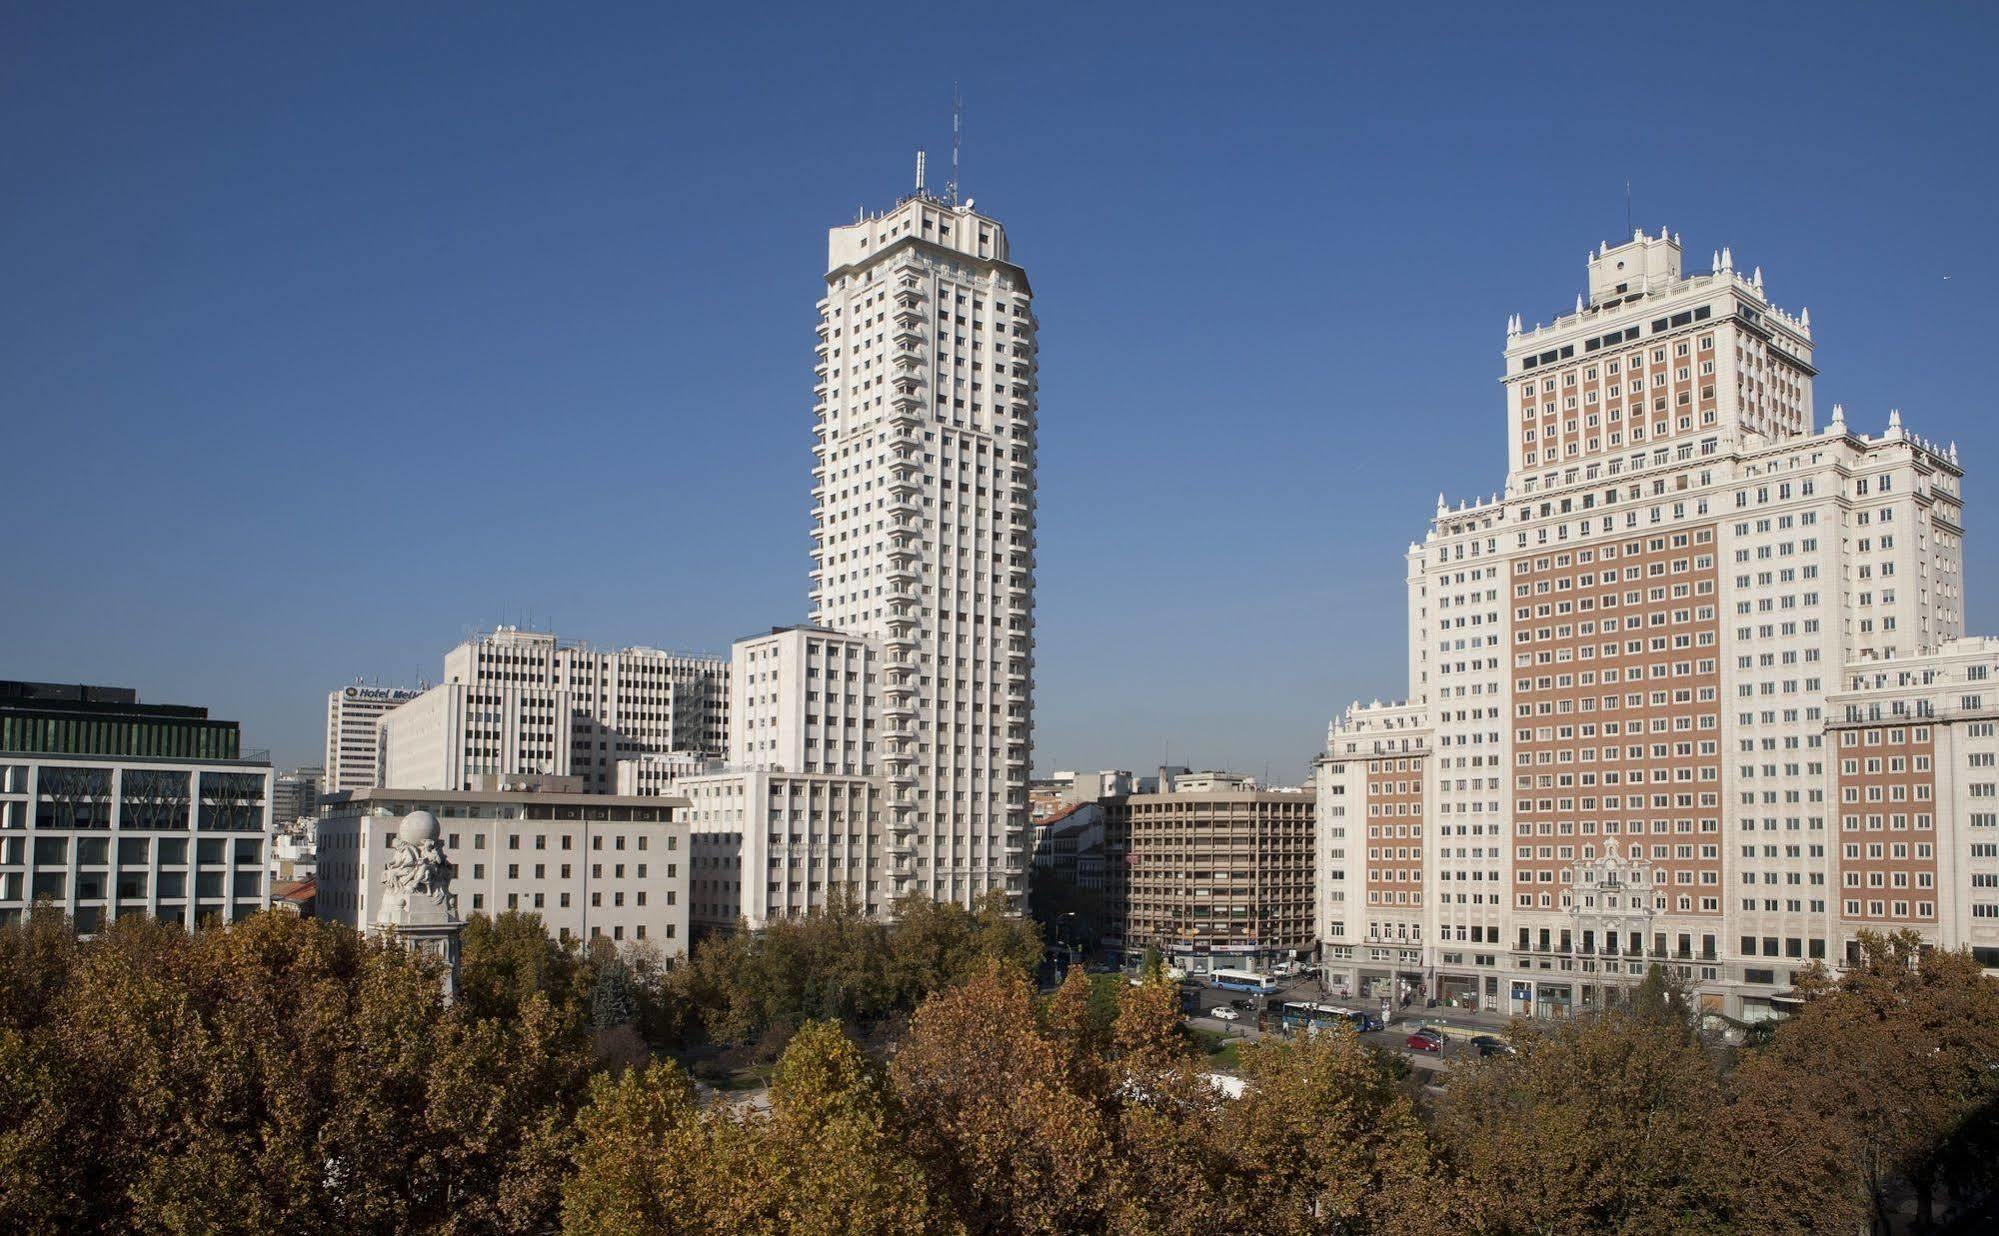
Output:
[
  {"xmin": 676, "ymin": 626, "xmax": 885, "ymax": 930},
  {"xmin": 377, "ymin": 681, "xmax": 575, "ymax": 792},
  {"xmin": 316, "ymin": 787, "xmax": 689, "ymax": 951}
]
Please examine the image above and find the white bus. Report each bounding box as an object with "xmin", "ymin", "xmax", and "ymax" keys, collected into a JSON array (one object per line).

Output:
[{"xmin": 1208, "ymin": 968, "xmax": 1277, "ymax": 995}]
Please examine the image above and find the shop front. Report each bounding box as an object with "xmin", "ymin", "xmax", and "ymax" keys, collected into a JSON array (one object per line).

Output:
[
  {"xmin": 1509, "ymin": 978, "xmax": 1576, "ymax": 1018},
  {"xmin": 1436, "ymin": 971, "xmax": 1483, "ymax": 1012},
  {"xmin": 1534, "ymin": 981, "xmax": 1574, "ymax": 1019}
]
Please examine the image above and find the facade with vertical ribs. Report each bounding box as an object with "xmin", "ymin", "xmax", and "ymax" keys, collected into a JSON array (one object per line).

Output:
[
  {"xmin": 372, "ymin": 628, "xmax": 729, "ymax": 794},
  {"xmin": 1318, "ymin": 229, "xmax": 1976, "ymax": 1019},
  {"xmin": 809, "ymin": 185, "xmax": 1036, "ymax": 909},
  {"xmin": 677, "ymin": 626, "xmax": 883, "ymax": 931},
  {"xmin": 325, "ymin": 685, "xmax": 422, "ymax": 793},
  {"xmin": 1104, "ymin": 778, "xmax": 1315, "ymax": 973}
]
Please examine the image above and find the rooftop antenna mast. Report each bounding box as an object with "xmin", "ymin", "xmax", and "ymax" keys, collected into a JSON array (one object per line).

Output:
[
  {"xmin": 948, "ymin": 82, "xmax": 962, "ymax": 205},
  {"xmin": 1624, "ymin": 180, "xmax": 1633, "ymax": 237}
]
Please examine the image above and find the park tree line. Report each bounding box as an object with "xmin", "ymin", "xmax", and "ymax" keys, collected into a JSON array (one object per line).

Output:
[{"xmin": 1, "ymin": 905, "xmax": 1995, "ymax": 1235}]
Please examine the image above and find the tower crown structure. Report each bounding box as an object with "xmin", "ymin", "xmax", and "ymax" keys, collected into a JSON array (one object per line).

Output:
[
  {"xmin": 1505, "ymin": 228, "xmax": 1816, "ymax": 485},
  {"xmin": 1585, "ymin": 228, "xmax": 1681, "ymax": 306}
]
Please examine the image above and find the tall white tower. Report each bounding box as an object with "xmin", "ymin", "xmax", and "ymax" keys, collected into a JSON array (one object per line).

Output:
[{"xmin": 810, "ymin": 185, "xmax": 1037, "ymax": 908}]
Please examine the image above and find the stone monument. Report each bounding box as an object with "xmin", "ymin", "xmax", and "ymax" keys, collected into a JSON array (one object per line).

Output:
[{"xmin": 373, "ymin": 808, "xmax": 465, "ymax": 1003}]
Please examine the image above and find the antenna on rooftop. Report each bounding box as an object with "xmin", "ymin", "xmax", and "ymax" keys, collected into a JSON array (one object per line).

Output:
[
  {"xmin": 915, "ymin": 149, "xmax": 926, "ymax": 193},
  {"xmin": 948, "ymin": 82, "xmax": 962, "ymax": 205},
  {"xmin": 1624, "ymin": 179, "xmax": 1632, "ymax": 237}
]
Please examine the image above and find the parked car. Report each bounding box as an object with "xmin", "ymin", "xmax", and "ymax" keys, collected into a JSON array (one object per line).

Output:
[
  {"xmin": 1405, "ymin": 1027, "xmax": 1445, "ymax": 1053},
  {"xmin": 1228, "ymin": 998, "xmax": 1254, "ymax": 1011},
  {"xmin": 1212, "ymin": 1005, "xmax": 1241, "ymax": 1021},
  {"xmin": 1469, "ymin": 1034, "xmax": 1514, "ymax": 1057}
]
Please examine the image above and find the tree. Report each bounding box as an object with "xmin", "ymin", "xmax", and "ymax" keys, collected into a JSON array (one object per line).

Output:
[
  {"xmin": 750, "ymin": 1021, "xmax": 961, "ymax": 1235},
  {"xmin": 1751, "ymin": 931, "xmax": 1999, "ymax": 1232},
  {"xmin": 563, "ymin": 1023, "xmax": 958, "ymax": 1236},
  {"xmin": 1431, "ymin": 1009, "xmax": 1732, "ymax": 1234},
  {"xmin": 891, "ymin": 963, "xmax": 1113, "ymax": 1235},
  {"xmin": 1212, "ymin": 1027, "xmax": 1442, "ymax": 1236},
  {"xmin": 1107, "ymin": 1021, "xmax": 1443, "ymax": 1236},
  {"xmin": 458, "ymin": 910, "xmax": 585, "ymax": 1026},
  {"xmin": 562, "ymin": 1059, "xmax": 703, "ymax": 1235},
  {"xmin": 1042, "ymin": 964, "xmax": 1111, "ymax": 1101},
  {"xmin": 0, "ymin": 910, "xmax": 593, "ymax": 1236},
  {"xmin": 1628, "ymin": 961, "xmax": 1695, "ymax": 1028}
]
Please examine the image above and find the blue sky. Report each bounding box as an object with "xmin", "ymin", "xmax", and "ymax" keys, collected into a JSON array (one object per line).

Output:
[{"xmin": 4, "ymin": 2, "xmax": 1996, "ymax": 779}]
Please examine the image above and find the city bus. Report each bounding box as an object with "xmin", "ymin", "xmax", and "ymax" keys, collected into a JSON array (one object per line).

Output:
[
  {"xmin": 1208, "ymin": 968, "xmax": 1278, "ymax": 995},
  {"xmin": 1278, "ymin": 1001, "xmax": 1382, "ymax": 1034}
]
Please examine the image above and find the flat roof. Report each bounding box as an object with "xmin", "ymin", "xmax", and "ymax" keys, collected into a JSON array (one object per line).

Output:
[
  {"xmin": 324, "ymin": 787, "xmax": 690, "ymax": 810},
  {"xmin": 0, "ymin": 751, "xmax": 270, "ymax": 769}
]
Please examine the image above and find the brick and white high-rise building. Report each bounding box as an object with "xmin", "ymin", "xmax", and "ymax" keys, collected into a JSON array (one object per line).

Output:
[
  {"xmin": 1319, "ymin": 229, "xmax": 1976, "ymax": 1020},
  {"xmin": 808, "ymin": 183, "xmax": 1037, "ymax": 907}
]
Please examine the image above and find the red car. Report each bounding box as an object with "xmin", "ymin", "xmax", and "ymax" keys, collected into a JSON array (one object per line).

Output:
[{"xmin": 1405, "ymin": 1028, "xmax": 1445, "ymax": 1053}]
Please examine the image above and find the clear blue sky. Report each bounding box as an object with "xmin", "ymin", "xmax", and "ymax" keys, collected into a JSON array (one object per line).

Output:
[{"xmin": 5, "ymin": 2, "xmax": 1996, "ymax": 780}]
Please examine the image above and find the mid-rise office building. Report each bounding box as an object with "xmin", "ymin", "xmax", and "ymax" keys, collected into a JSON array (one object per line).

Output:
[
  {"xmin": 432, "ymin": 627, "xmax": 727, "ymax": 792},
  {"xmin": 1318, "ymin": 230, "xmax": 1973, "ymax": 1019},
  {"xmin": 1102, "ymin": 772, "xmax": 1315, "ymax": 973},
  {"xmin": 615, "ymin": 750, "xmax": 715, "ymax": 797},
  {"xmin": 3, "ymin": 680, "xmax": 242, "ymax": 760},
  {"xmin": 316, "ymin": 786, "xmax": 690, "ymax": 950},
  {"xmin": 273, "ymin": 764, "xmax": 323, "ymax": 826},
  {"xmin": 678, "ymin": 626, "xmax": 884, "ymax": 931},
  {"xmin": 325, "ymin": 685, "xmax": 421, "ymax": 793},
  {"xmin": 2, "ymin": 682, "xmax": 271, "ymax": 932},
  {"xmin": 378, "ymin": 681, "xmax": 575, "ymax": 791},
  {"xmin": 809, "ymin": 181, "xmax": 1037, "ymax": 907}
]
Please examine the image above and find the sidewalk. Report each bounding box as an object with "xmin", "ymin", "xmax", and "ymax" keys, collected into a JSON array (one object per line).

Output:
[{"xmin": 1390, "ymin": 1005, "xmax": 1518, "ymax": 1032}]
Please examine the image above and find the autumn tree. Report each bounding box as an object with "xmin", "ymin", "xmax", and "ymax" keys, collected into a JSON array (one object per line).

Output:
[
  {"xmin": 737, "ymin": 1020, "xmax": 959, "ymax": 1234},
  {"xmin": 891, "ymin": 962, "xmax": 1113, "ymax": 1235},
  {"xmin": 458, "ymin": 909, "xmax": 586, "ymax": 1025},
  {"xmin": 1042, "ymin": 964, "xmax": 1112, "ymax": 1100},
  {"xmin": 669, "ymin": 891, "xmax": 1043, "ymax": 1050},
  {"xmin": 562, "ymin": 1022, "xmax": 956, "ymax": 1236},
  {"xmin": 0, "ymin": 910, "xmax": 592, "ymax": 1236},
  {"xmin": 1431, "ymin": 1008, "xmax": 1732, "ymax": 1235},
  {"xmin": 1750, "ymin": 930, "xmax": 1999, "ymax": 1232},
  {"xmin": 561, "ymin": 1059, "xmax": 704, "ymax": 1235},
  {"xmin": 1211, "ymin": 1026, "xmax": 1440, "ymax": 1235}
]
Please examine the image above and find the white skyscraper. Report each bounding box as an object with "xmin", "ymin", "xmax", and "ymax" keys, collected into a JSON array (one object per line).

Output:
[
  {"xmin": 809, "ymin": 179, "xmax": 1037, "ymax": 907},
  {"xmin": 325, "ymin": 685, "xmax": 422, "ymax": 793}
]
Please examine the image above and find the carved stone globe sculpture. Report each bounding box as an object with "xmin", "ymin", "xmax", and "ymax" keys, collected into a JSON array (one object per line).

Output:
[{"xmin": 375, "ymin": 808, "xmax": 464, "ymax": 1002}]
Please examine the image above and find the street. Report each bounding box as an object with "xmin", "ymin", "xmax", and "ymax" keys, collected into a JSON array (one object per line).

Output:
[{"xmin": 1180, "ymin": 973, "xmax": 1502, "ymax": 1074}]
